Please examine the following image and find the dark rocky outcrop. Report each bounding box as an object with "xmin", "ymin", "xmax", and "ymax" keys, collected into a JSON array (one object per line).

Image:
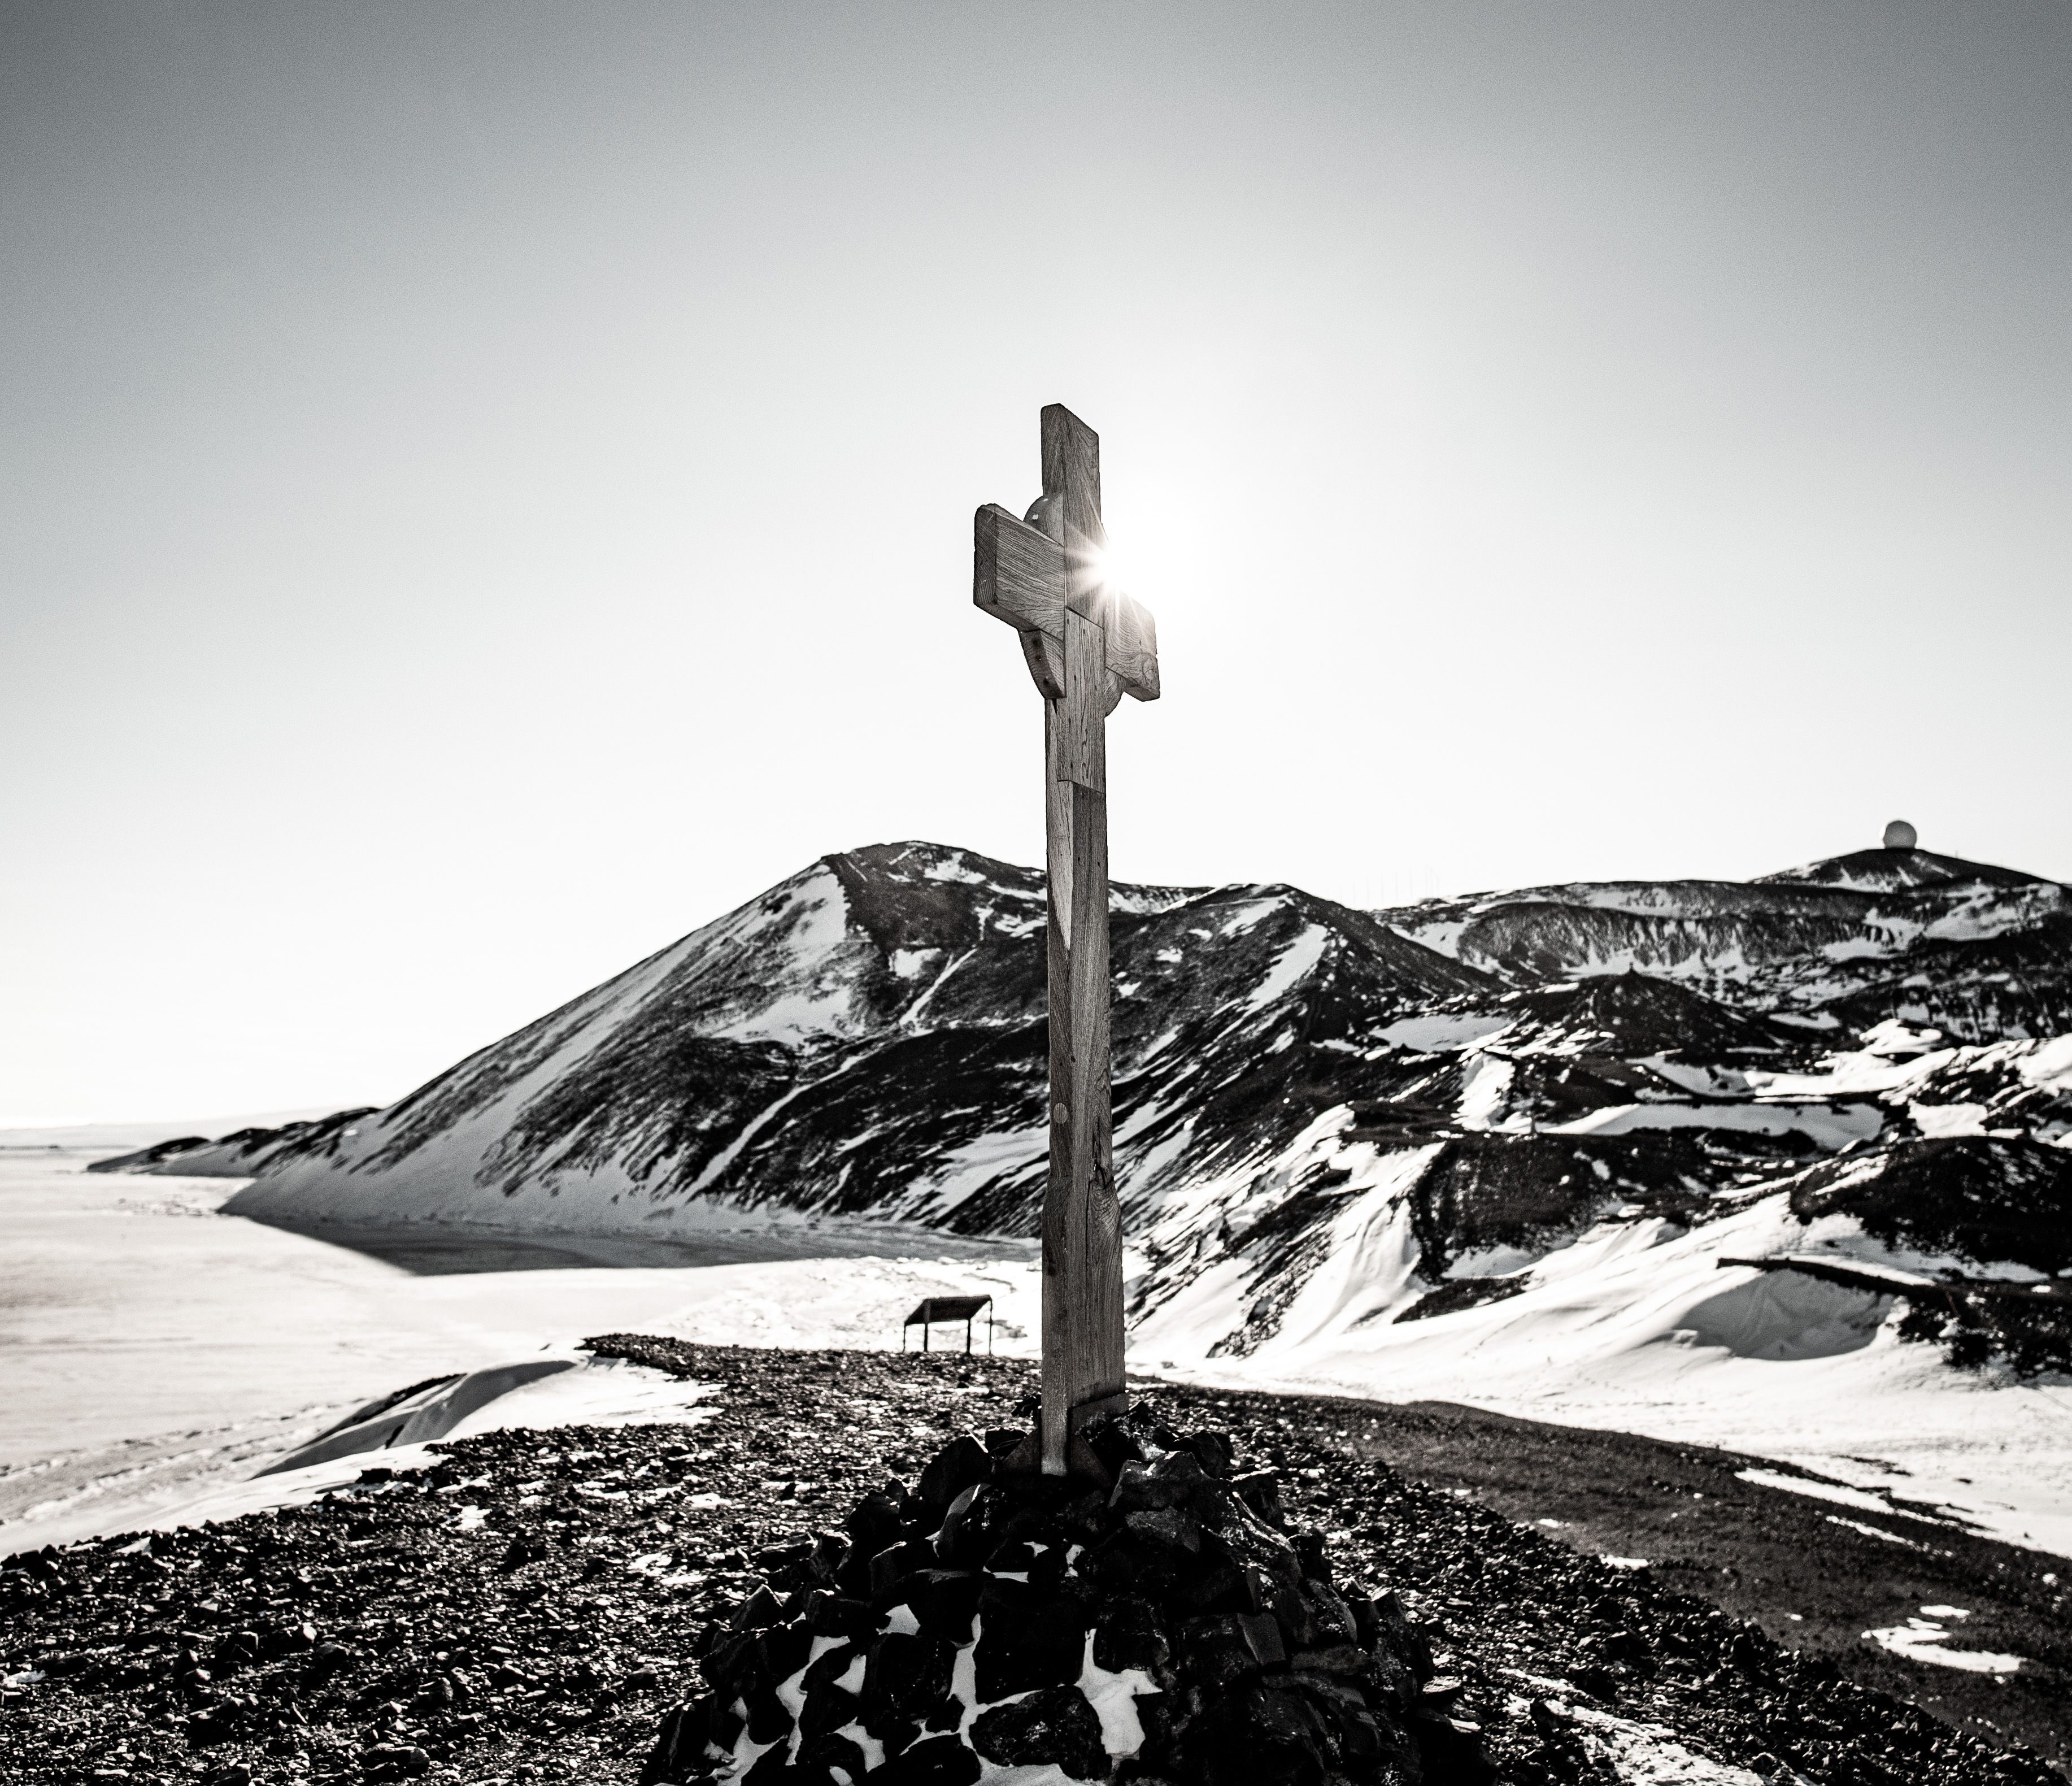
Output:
[{"xmin": 1790, "ymin": 1137, "xmax": 2072, "ymax": 1278}]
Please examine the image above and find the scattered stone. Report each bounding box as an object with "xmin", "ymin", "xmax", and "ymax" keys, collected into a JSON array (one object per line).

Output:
[{"xmin": 362, "ymin": 1743, "xmax": 429, "ymax": 1781}]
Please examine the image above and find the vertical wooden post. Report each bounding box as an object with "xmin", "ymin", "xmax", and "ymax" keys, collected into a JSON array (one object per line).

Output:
[
  {"xmin": 972, "ymin": 404, "xmax": 1156, "ymax": 1476},
  {"xmin": 1037, "ymin": 405, "xmax": 1126, "ymax": 1474}
]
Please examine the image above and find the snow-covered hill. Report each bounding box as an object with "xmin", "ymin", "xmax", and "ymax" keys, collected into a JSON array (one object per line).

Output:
[
  {"xmin": 220, "ymin": 840, "xmax": 1489, "ymax": 1237},
  {"xmin": 190, "ymin": 838, "xmax": 2072, "ymax": 1407}
]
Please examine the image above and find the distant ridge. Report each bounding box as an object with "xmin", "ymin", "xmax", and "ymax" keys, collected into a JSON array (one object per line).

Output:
[{"xmin": 1, "ymin": 1108, "xmax": 360, "ymax": 1152}]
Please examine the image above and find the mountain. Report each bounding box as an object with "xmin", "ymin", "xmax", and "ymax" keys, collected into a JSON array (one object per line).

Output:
[
  {"xmin": 220, "ymin": 840, "xmax": 1490, "ymax": 1234},
  {"xmin": 203, "ymin": 837, "xmax": 2072, "ymax": 1393},
  {"xmin": 1379, "ymin": 846, "xmax": 2072, "ymax": 1042}
]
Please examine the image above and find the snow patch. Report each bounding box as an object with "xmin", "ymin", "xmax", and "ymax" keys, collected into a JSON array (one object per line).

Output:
[
  {"xmin": 1862, "ymin": 1611, "xmax": 2026, "ymax": 1675},
  {"xmin": 1554, "ymin": 1101, "xmax": 1882, "ymax": 1149},
  {"xmin": 1243, "ymin": 925, "xmax": 1328, "ymax": 1015},
  {"xmin": 1735, "ymin": 1470, "xmax": 1949, "ymax": 1527},
  {"xmin": 1379, "ymin": 1013, "xmax": 1508, "ymax": 1053}
]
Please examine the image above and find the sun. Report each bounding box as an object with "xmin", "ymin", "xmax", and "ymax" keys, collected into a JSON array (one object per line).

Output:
[{"xmin": 1087, "ymin": 543, "xmax": 1134, "ymax": 598}]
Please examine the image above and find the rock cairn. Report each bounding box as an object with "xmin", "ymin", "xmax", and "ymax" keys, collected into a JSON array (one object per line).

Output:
[{"xmin": 642, "ymin": 1406, "xmax": 1485, "ymax": 1785}]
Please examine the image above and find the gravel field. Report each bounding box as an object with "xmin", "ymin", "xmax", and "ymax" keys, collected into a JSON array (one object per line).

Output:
[{"xmin": 3, "ymin": 1345, "xmax": 2064, "ymax": 1785}]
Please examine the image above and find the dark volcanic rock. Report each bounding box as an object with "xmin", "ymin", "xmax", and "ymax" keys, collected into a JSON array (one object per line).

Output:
[
  {"xmin": 970, "ymin": 1684, "xmax": 1107, "ymax": 1775},
  {"xmin": 640, "ymin": 1401, "xmax": 1444, "ymax": 1785}
]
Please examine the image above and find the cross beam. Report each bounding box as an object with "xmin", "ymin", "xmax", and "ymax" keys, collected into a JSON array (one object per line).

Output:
[{"xmin": 972, "ymin": 403, "xmax": 1159, "ymax": 1475}]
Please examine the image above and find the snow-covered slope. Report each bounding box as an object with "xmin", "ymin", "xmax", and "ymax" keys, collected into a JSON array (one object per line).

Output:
[{"xmin": 200, "ymin": 837, "xmax": 2072, "ymax": 1402}]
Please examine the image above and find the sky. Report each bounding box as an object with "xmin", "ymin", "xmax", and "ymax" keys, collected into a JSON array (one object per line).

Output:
[{"xmin": 3, "ymin": 1, "xmax": 2069, "ymax": 1124}]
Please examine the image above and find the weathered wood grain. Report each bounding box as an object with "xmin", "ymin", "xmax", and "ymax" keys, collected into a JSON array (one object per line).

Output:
[
  {"xmin": 1106, "ymin": 591, "xmax": 1160, "ymax": 702},
  {"xmin": 973, "ymin": 503, "xmax": 1067, "ymax": 638},
  {"xmin": 1059, "ymin": 609, "xmax": 1107, "ymax": 793},
  {"xmin": 1067, "ymin": 772, "xmax": 1124, "ymax": 1428},
  {"xmin": 1041, "ymin": 405, "xmax": 1107, "ymax": 625},
  {"xmin": 979, "ymin": 403, "xmax": 1155, "ymax": 1474},
  {"xmin": 1019, "ymin": 628, "xmax": 1066, "ymax": 700},
  {"xmin": 1043, "ymin": 702, "xmax": 1074, "ymax": 953},
  {"xmin": 1041, "ymin": 699, "xmax": 1076, "ymax": 1474}
]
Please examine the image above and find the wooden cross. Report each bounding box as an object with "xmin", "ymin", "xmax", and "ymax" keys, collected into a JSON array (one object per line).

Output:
[{"xmin": 972, "ymin": 403, "xmax": 1160, "ymax": 1475}]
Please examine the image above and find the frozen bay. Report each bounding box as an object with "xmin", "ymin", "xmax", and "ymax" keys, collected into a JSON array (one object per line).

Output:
[{"xmin": 0, "ymin": 1151, "xmax": 1038, "ymax": 1552}]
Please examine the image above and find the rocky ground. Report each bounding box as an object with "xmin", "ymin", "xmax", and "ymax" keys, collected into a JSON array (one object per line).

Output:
[
  {"xmin": 1330, "ymin": 1400, "xmax": 2068, "ymax": 1767},
  {"xmin": 3, "ymin": 1345, "xmax": 2065, "ymax": 1785}
]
